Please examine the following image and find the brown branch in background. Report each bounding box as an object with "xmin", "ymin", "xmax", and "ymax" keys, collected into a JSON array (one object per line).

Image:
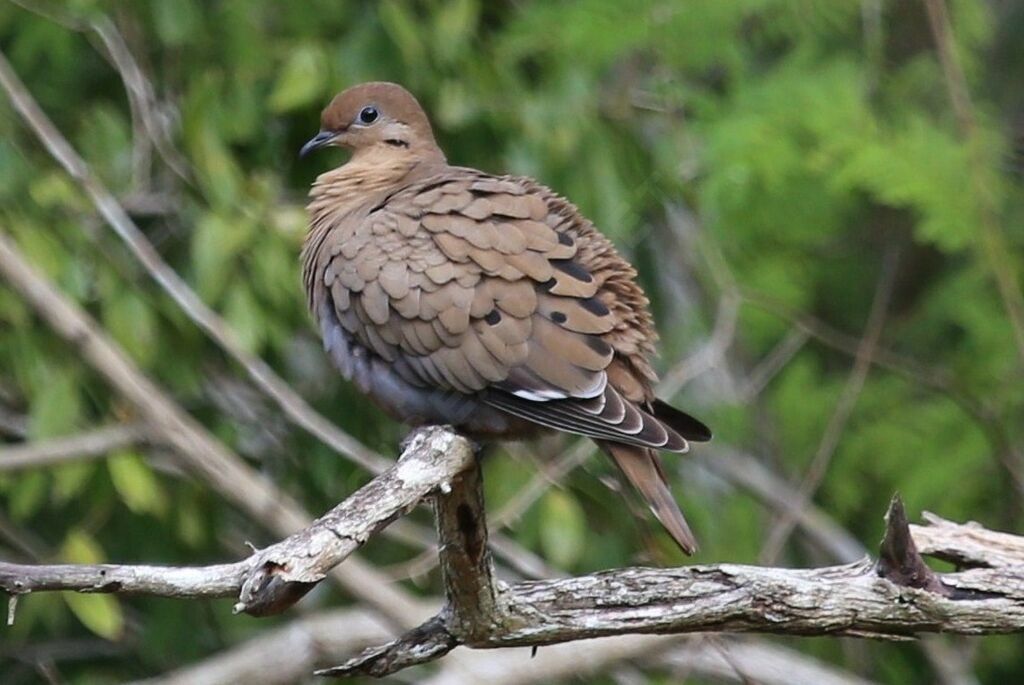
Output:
[
  {"xmin": 760, "ymin": 246, "xmax": 899, "ymax": 563},
  {"xmin": 9, "ymin": 0, "xmax": 191, "ymax": 184},
  {"xmin": 0, "ymin": 231, "xmax": 424, "ymax": 626},
  {"xmin": 128, "ymin": 609, "xmax": 392, "ymax": 685},
  {"xmin": 0, "ymin": 423, "xmax": 147, "ymax": 472},
  {"xmin": 134, "ymin": 614, "xmax": 881, "ymax": 685},
  {"xmin": 743, "ymin": 286, "xmax": 1024, "ymax": 498},
  {"xmin": 654, "ymin": 638, "xmax": 880, "ymax": 685},
  {"xmin": 701, "ymin": 445, "xmax": 865, "ymax": 563},
  {"xmin": 923, "ymin": 0, "xmax": 1024, "ymax": 366},
  {"xmin": 0, "ymin": 406, "xmax": 27, "ymax": 438},
  {"xmin": 0, "ymin": 49, "xmax": 389, "ymax": 476},
  {"xmin": 0, "ymin": 426, "xmax": 473, "ymax": 617},
  {"xmin": 657, "ymin": 289, "xmax": 741, "ymax": 398},
  {"xmin": 741, "ymin": 290, "xmax": 957, "ymax": 398},
  {"xmin": 736, "ymin": 326, "xmax": 810, "ymax": 401}
]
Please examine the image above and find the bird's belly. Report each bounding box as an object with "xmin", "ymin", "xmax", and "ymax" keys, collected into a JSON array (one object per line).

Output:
[{"xmin": 317, "ymin": 299, "xmax": 535, "ymax": 439}]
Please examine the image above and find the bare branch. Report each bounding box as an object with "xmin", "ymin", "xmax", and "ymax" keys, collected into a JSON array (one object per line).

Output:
[
  {"xmin": 735, "ymin": 326, "xmax": 810, "ymax": 401},
  {"xmin": 657, "ymin": 289, "xmax": 741, "ymax": 399},
  {"xmin": 0, "ymin": 426, "xmax": 471, "ymax": 616},
  {"xmin": 0, "ymin": 423, "xmax": 147, "ymax": 472}
]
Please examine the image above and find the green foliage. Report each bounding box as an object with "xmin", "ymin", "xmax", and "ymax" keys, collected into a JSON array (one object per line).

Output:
[
  {"xmin": 60, "ymin": 531, "xmax": 125, "ymax": 641},
  {"xmin": 0, "ymin": 0, "xmax": 1022, "ymax": 683}
]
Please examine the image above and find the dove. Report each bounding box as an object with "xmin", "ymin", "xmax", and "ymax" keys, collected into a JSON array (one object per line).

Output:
[{"xmin": 300, "ymin": 82, "xmax": 711, "ymax": 554}]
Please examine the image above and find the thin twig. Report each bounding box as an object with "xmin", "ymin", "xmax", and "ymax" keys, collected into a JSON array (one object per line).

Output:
[
  {"xmin": 760, "ymin": 246, "xmax": 899, "ymax": 563},
  {"xmin": 923, "ymin": 0, "xmax": 1024, "ymax": 366},
  {"xmin": 657, "ymin": 289, "xmax": 741, "ymax": 399},
  {"xmin": 8, "ymin": 0, "xmax": 191, "ymax": 183},
  {"xmin": 742, "ymin": 287, "xmax": 1024, "ymax": 494},
  {"xmin": 0, "ymin": 423, "xmax": 147, "ymax": 472},
  {"xmin": 736, "ymin": 326, "xmax": 810, "ymax": 401},
  {"xmin": 0, "ymin": 49, "xmax": 389, "ymax": 476}
]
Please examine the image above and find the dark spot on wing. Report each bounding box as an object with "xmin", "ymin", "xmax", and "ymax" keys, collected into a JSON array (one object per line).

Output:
[
  {"xmin": 579, "ymin": 296, "xmax": 610, "ymax": 316},
  {"xmin": 552, "ymin": 259, "xmax": 593, "ymax": 283}
]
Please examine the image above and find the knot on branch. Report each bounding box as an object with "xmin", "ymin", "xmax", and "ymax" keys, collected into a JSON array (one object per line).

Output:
[
  {"xmin": 876, "ymin": 494, "xmax": 952, "ymax": 596},
  {"xmin": 235, "ymin": 561, "xmax": 318, "ymax": 617}
]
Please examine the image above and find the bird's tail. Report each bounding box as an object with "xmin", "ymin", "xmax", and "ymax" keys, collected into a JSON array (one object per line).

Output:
[{"xmin": 598, "ymin": 440, "xmax": 698, "ymax": 555}]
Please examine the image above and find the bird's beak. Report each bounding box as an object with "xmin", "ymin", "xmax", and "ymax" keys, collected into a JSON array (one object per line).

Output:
[{"xmin": 300, "ymin": 130, "xmax": 338, "ymax": 158}]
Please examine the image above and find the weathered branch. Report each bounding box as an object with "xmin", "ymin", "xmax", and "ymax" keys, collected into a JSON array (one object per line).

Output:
[
  {"xmin": 0, "ymin": 426, "xmax": 472, "ymax": 616},
  {"xmin": 912, "ymin": 512, "xmax": 1024, "ymax": 569},
  {"xmin": 327, "ymin": 488, "xmax": 1024, "ymax": 679}
]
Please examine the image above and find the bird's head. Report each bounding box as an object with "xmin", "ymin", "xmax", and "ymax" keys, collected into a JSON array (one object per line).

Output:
[{"xmin": 300, "ymin": 82, "xmax": 442, "ymax": 161}]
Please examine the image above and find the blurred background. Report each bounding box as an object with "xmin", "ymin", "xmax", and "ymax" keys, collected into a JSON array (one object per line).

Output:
[{"xmin": 1, "ymin": 0, "xmax": 1023, "ymax": 683}]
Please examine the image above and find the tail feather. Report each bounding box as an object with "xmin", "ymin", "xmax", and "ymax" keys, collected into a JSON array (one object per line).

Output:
[
  {"xmin": 652, "ymin": 399, "xmax": 712, "ymax": 442},
  {"xmin": 598, "ymin": 441, "xmax": 698, "ymax": 555}
]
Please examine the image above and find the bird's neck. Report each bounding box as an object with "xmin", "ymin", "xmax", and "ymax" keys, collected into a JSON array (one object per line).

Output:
[{"xmin": 308, "ymin": 145, "xmax": 445, "ymax": 215}]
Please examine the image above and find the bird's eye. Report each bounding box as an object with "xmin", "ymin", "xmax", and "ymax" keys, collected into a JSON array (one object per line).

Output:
[{"xmin": 358, "ymin": 106, "xmax": 379, "ymax": 124}]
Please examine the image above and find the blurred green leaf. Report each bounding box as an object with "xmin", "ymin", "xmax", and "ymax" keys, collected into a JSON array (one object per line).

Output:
[
  {"xmin": 269, "ymin": 44, "xmax": 328, "ymax": 113},
  {"xmin": 29, "ymin": 373, "xmax": 81, "ymax": 439},
  {"xmin": 378, "ymin": 2, "xmax": 426, "ymax": 68},
  {"xmin": 8, "ymin": 471, "xmax": 48, "ymax": 520},
  {"xmin": 151, "ymin": 0, "xmax": 202, "ymax": 47},
  {"xmin": 108, "ymin": 451, "xmax": 168, "ymax": 517},
  {"xmin": 61, "ymin": 530, "xmax": 125, "ymax": 640},
  {"xmin": 539, "ymin": 490, "xmax": 587, "ymax": 569},
  {"xmin": 224, "ymin": 285, "xmax": 265, "ymax": 353},
  {"xmin": 52, "ymin": 461, "xmax": 95, "ymax": 503},
  {"xmin": 103, "ymin": 291, "xmax": 158, "ymax": 366}
]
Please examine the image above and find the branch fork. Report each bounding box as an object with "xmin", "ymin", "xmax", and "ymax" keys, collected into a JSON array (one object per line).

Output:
[{"xmin": 0, "ymin": 426, "xmax": 475, "ymax": 618}]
